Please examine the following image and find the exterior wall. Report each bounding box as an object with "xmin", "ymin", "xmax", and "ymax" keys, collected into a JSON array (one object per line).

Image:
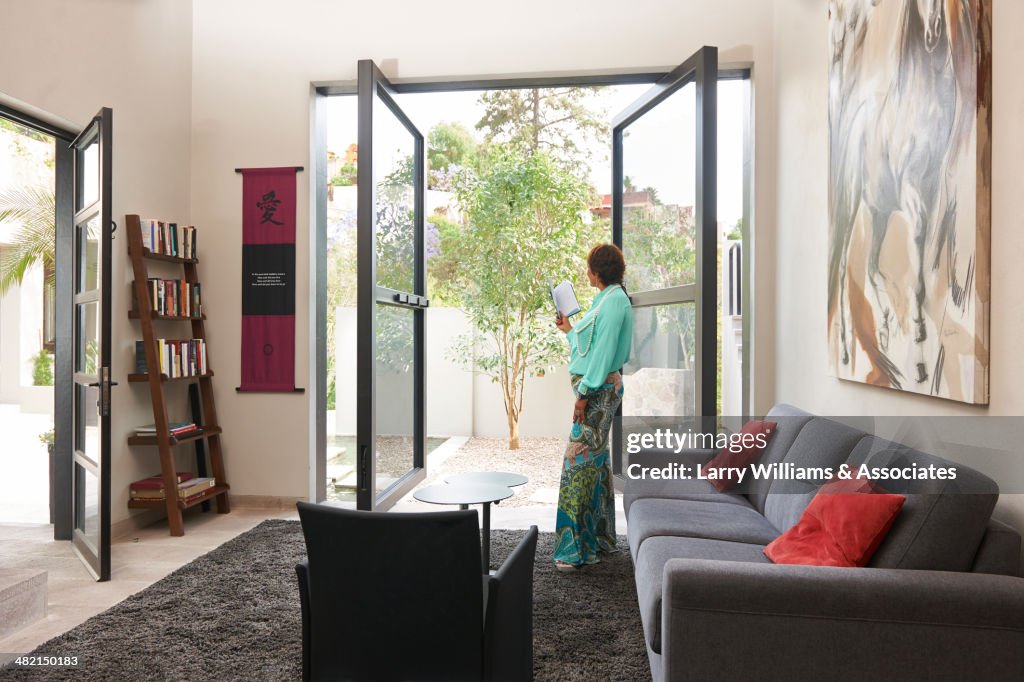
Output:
[{"xmin": 0, "ymin": 267, "xmax": 52, "ymax": 415}]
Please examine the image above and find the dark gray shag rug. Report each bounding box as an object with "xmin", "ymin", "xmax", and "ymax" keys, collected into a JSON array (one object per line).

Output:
[{"xmin": 2, "ymin": 520, "xmax": 648, "ymax": 681}]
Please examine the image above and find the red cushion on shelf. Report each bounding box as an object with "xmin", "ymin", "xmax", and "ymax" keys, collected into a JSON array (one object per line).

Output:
[
  {"xmin": 764, "ymin": 479, "xmax": 906, "ymax": 567},
  {"xmin": 703, "ymin": 420, "xmax": 777, "ymax": 492}
]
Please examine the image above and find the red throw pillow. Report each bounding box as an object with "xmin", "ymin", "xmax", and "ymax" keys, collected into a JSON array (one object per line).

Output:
[
  {"xmin": 764, "ymin": 479, "xmax": 906, "ymax": 567},
  {"xmin": 703, "ymin": 420, "xmax": 777, "ymax": 491}
]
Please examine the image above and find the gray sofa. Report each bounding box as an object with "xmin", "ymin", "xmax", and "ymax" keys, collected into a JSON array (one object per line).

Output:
[{"xmin": 625, "ymin": 404, "xmax": 1024, "ymax": 681}]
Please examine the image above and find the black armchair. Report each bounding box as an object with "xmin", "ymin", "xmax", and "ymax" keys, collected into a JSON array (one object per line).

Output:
[{"xmin": 295, "ymin": 501, "xmax": 538, "ymax": 682}]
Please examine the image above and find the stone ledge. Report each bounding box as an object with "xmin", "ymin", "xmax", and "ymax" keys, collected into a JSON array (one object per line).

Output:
[{"xmin": 0, "ymin": 569, "xmax": 47, "ymax": 640}]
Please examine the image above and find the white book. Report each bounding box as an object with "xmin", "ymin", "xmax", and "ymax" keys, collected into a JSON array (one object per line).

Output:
[{"xmin": 549, "ymin": 280, "xmax": 581, "ymax": 318}]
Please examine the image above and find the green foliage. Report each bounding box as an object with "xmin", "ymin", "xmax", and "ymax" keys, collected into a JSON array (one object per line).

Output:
[
  {"xmin": 32, "ymin": 349, "xmax": 53, "ymax": 386},
  {"xmin": 427, "ymin": 122, "xmax": 479, "ymax": 176},
  {"xmin": 330, "ymin": 161, "xmax": 358, "ymax": 187},
  {"xmin": 475, "ymin": 88, "xmax": 608, "ymax": 173},
  {"xmin": 726, "ymin": 218, "xmax": 743, "ymax": 241},
  {"xmin": 435, "ymin": 147, "xmax": 602, "ymax": 446},
  {"xmin": 0, "ymin": 185, "xmax": 56, "ymax": 297}
]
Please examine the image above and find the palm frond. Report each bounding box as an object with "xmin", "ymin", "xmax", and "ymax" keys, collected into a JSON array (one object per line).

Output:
[{"xmin": 0, "ymin": 185, "xmax": 56, "ymax": 297}]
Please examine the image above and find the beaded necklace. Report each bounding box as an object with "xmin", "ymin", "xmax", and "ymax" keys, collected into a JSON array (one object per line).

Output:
[{"xmin": 573, "ymin": 284, "xmax": 623, "ymax": 358}]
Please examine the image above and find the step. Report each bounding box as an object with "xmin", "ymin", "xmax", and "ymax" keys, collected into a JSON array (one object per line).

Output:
[{"xmin": 0, "ymin": 569, "xmax": 47, "ymax": 640}]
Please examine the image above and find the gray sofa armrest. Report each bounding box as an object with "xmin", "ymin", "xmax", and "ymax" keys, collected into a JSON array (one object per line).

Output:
[{"xmin": 661, "ymin": 558, "xmax": 1024, "ymax": 682}]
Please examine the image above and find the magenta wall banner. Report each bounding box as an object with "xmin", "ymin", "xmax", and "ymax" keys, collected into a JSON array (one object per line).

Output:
[{"xmin": 237, "ymin": 166, "xmax": 303, "ymax": 393}]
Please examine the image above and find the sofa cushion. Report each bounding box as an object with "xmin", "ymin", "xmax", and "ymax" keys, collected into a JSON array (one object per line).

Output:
[
  {"xmin": 623, "ymin": 479, "xmax": 752, "ymax": 516},
  {"xmin": 635, "ymin": 536, "xmax": 770, "ymax": 654},
  {"xmin": 703, "ymin": 419, "xmax": 777, "ymax": 491},
  {"xmin": 627, "ymin": 498, "xmax": 780, "ymax": 562},
  {"xmin": 846, "ymin": 438, "xmax": 999, "ymax": 571},
  {"xmin": 743, "ymin": 404, "xmax": 814, "ymax": 512},
  {"xmin": 972, "ymin": 518, "xmax": 1023, "ymax": 577},
  {"xmin": 623, "ymin": 447, "xmax": 750, "ymax": 515},
  {"xmin": 761, "ymin": 417, "xmax": 867, "ymax": 533},
  {"xmin": 764, "ymin": 478, "xmax": 906, "ymax": 567}
]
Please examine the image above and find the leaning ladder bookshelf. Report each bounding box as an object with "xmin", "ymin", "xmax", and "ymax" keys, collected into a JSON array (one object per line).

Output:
[{"xmin": 126, "ymin": 214, "xmax": 230, "ymax": 536}]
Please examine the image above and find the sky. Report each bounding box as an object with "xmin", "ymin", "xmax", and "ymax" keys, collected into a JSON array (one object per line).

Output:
[{"xmin": 325, "ymin": 80, "xmax": 747, "ymax": 229}]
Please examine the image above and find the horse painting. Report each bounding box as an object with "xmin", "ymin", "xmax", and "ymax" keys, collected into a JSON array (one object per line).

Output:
[{"xmin": 828, "ymin": 0, "xmax": 991, "ymax": 404}]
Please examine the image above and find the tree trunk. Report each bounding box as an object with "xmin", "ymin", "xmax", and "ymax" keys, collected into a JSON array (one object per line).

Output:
[{"xmin": 507, "ymin": 413, "xmax": 520, "ymax": 450}]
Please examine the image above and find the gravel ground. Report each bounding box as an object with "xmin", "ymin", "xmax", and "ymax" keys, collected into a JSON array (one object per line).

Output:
[{"xmin": 420, "ymin": 436, "xmax": 568, "ymax": 507}]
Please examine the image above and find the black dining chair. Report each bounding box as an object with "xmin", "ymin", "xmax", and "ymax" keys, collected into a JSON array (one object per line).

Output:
[{"xmin": 295, "ymin": 501, "xmax": 538, "ymax": 682}]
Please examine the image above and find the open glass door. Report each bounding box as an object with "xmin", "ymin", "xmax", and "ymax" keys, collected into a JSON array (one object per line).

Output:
[
  {"xmin": 69, "ymin": 108, "xmax": 113, "ymax": 580},
  {"xmin": 356, "ymin": 61, "xmax": 427, "ymax": 510},
  {"xmin": 611, "ymin": 48, "xmax": 718, "ymax": 478}
]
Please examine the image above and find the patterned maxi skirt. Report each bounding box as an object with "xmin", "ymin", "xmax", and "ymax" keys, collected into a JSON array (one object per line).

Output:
[{"xmin": 553, "ymin": 372, "xmax": 623, "ymax": 566}]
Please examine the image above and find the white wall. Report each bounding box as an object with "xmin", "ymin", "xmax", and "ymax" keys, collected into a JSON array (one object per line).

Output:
[
  {"xmin": 772, "ymin": 0, "xmax": 1024, "ymax": 530},
  {"xmin": 190, "ymin": 0, "xmax": 779, "ymax": 499},
  {"xmin": 0, "ymin": 0, "xmax": 194, "ymax": 527},
  {"xmin": 333, "ymin": 306, "xmax": 475, "ymax": 437}
]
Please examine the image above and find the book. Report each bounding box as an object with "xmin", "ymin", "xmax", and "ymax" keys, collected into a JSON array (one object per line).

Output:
[
  {"xmin": 135, "ymin": 422, "xmax": 199, "ymax": 436},
  {"xmin": 549, "ymin": 280, "xmax": 581, "ymax": 317},
  {"xmin": 130, "ymin": 472, "xmax": 195, "ymax": 491},
  {"xmin": 130, "ymin": 477, "xmax": 215, "ymax": 500}
]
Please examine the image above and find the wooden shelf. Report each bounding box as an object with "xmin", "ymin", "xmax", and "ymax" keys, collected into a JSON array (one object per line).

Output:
[
  {"xmin": 128, "ymin": 484, "xmax": 230, "ymax": 510},
  {"xmin": 131, "ymin": 247, "xmax": 198, "ymax": 264},
  {"xmin": 125, "ymin": 213, "xmax": 228, "ymax": 537},
  {"xmin": 128, "ymin": 425, "xmax": 222, "ymax": 447},
  {"xmin": 129, "ymin": 310, "xmax": 206, "ymax": 321},
  {"xmin": 127, "ymin": 371, "xmax": 214, "ymax": 383}
]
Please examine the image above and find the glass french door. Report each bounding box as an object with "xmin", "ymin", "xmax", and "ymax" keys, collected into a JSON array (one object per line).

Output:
[
  {"xmin": 611, "ymin": 47, "xmax": 718, "ymax": 477},
  {"xmin": 69, "ymin": 108, "xmax": 113, "ymax": 580},
  {"xmin": 356, "ymin": 60, "xmax": 427, "ymax": 510}
]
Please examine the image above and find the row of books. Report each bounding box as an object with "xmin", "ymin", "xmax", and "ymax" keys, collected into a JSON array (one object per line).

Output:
[
  {"xmin": 135, "ymin": 339, "xmax": 208, "ymax": 378},
  {"xmin": 135, "ymin": 422, "xmax": 201, "ymax": 438},
  {"xmin": 133, "ymin": 279, "xmax": 203, "ymax": 318},
  {"xmin": 139, "ymin": 219, "xmax": 198, "ymax": 259},
  {"xmin": 129, "ymin": 472, "xmax": 216, "ymax": 502}
]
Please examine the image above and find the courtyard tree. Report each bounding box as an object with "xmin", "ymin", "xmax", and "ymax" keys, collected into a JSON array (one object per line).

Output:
[
  {"xmin": 475, "ymin": 88, "xmax": 608, "ymax": 174},
  {"xmin": 437, "ymin": 147, "xmax": 599, "ymax": 449}
]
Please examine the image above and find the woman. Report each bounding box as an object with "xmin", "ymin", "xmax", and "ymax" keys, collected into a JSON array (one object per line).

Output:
[{"xmin": 552, "ymin": 243, "xmax": 633, "ymax": 571}]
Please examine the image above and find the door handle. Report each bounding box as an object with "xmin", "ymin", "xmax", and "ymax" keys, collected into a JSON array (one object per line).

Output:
[{"xmin": 358, "ymin": 445, "xmax": 369, "ymax": 492}]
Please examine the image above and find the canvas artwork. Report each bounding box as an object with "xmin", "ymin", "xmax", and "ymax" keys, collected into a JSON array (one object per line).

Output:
[{"xmin": 827, "ymin": 0, "xmax": 992, "ymax": 404}]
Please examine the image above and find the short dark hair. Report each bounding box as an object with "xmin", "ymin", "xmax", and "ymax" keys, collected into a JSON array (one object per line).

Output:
[{"xmin": 587, "ymin": 243, "xmax": 626, "ymax": 285}]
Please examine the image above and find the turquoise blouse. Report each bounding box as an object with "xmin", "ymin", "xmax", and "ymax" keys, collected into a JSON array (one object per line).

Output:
[{"xmin": 566, "ymin": 284, "xmax": 633, "ymax": 396}]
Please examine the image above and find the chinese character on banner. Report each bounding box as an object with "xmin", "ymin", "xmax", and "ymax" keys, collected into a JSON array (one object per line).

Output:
[{"xmin": 257, "ymin": 190, "xmax": 283, "ymax": 225}]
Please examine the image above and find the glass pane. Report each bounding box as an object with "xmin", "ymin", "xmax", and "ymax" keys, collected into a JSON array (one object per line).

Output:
[
  {"xmin": 374, "ymin": 304, "xmax": 415, "ymax": 496},
  {"xmin": 75, "ymin": 302, "xmax": 100, "ymax": 374},
  {"xmin": 374, "ymin": 93, "xmax": 416, "ymax": 293},
  {"xmin": 74, "ymin": 383, "xmax": 100, "ymax": 465},
  {"xmin": 623, "ymin": 303, "xmax": 696, "ymax": 416},
  {"xmin": 77, "ymin": 135, "xmax": 99, "ymax": 210},
  {"xmin": 74, "ymin": 462, "xmax": 99, "ymax": 549},
  {"xmin": 77, "ymin": 214, "xmax": 100, "ymax": 292},
  {"xmin": 621, "ymin": 302, "xmax": 696, "ymax": 472},
  {"xmin": 324, "ymin": 95, "xmax": 359, "ymax": 504},
  {"xmin": 621, "ymin": 82, "xmax": 697, "ymax": 292}
]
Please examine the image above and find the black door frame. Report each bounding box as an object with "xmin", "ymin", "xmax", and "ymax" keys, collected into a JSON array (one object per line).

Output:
[
  {"xmin": 312, "ymin": 64, "xmax": 751, "ymax": 503},
  {"xmin": 355, "ymin": 60, "xmax": 428, "ymax": 510},
  {"xmin": 69, "ymin": 107, "xmax": 113, "ymax": 580},
  {"xmin": 609, "ymin": 47, "xmax": 719, "ymax": 480},
  {"xmin": 0, "ymin": 102, "xmax": 76, "ymax": 540}
]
